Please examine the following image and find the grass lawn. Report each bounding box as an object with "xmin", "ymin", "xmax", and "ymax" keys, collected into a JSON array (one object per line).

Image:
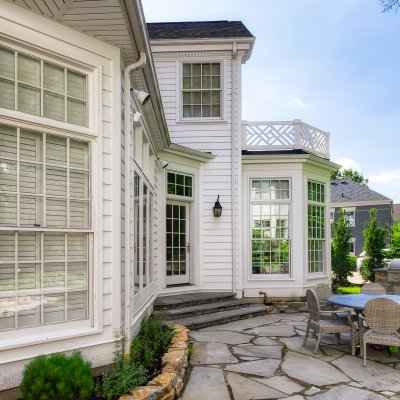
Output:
[{"xmin": 336, "ymin": 286, "xmax": 361, "ymax": 294}]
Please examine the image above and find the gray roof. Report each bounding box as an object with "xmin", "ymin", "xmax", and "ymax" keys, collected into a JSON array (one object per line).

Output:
[
  {"xmin": 147, "ymin": 21, "xmax": 254, "ymax": 40},
  {"xmin": 330, "ymin": 178, "xmax": 391, "ymax": 203}
]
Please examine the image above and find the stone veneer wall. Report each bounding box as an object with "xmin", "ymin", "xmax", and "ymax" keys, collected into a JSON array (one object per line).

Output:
[{"xmin": 120, "ymin": 325, "xmax": 190, "ymax": 400}]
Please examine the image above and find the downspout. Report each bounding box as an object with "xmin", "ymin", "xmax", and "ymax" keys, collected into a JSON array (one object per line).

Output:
[
  {"xmin": 124, "ymin": 52, "xmax": 146, "ymax": 330},
  {"xmin": 231, "ymin": 43, "xmax": 238, "ymax": 295}
]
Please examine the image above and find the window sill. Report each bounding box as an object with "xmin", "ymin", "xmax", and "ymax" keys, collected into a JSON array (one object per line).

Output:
[
  {"xmin": 307, "ymin": 274, "xmax": 329, "ymax": 280},
  {"xmin": 0, "ymin": 326, "xmax": 103, "ymax": 352},
  {"xmin": 176, "ymin": 118, "xmax": 227, "ymax": 125},
  {"xmin": 249, "ymin": 275, "xmax": 294, "ymax": 281}
]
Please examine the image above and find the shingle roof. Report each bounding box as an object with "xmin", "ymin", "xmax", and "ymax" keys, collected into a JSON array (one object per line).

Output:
[
  {"xmin": 147, "ymin": 21, "xmax": 254, "ymax": 40},
  {"xmin": 330, "ymin": 178, "xmax": 391, "ymax": 203}
]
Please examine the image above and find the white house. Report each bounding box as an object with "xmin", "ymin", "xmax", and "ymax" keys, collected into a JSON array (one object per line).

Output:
[{"xmin": 0, "ymin": 0, "xmax": 337, "ymax": 394}]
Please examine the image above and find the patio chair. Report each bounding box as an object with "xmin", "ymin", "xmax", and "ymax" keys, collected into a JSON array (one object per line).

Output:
[
  {"xmin": 360, "ymin": 298, "xmax": 400, "ymax": 366},
  {"xmin": 303, "ymin": 289, "xmax": 356, "ymax": 355},
  {"xmin": 360, "ymin": 283, "xmax": 386, "ymax": 295},
  {"xmin": 315, "ymin": 283, "xmax": 334, "ymax": 310}
]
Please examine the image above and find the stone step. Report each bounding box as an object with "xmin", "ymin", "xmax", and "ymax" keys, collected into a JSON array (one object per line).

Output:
[
  {"xmin": 153, "ymin": 292, "xmax": 236, "ymax": 311},
  {"xmin": 164, "ymin": 303, "xmax": 268, "ymax": 330},
  {"xmin": 154, "ymin": 299, "xmax": 253, "ymax": 320}
]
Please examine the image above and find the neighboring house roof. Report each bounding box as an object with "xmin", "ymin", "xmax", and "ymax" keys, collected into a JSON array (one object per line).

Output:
[
  {"xmin": 394, "ymin": 204, "xmax": 400, "ymax": 220},
  {"xmin": 330, "ymin": 178, "xmax": 392, "ymax": 203},
  {"xmin": 147, "ymin": 20, "xmax": 254, "ymax": 40}
]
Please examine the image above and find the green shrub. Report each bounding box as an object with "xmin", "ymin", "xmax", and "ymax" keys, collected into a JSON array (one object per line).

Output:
[
  {"xmin": 349, "ymin": 256, "xmax": 357, "ymax": 271},
  {"xmin": 130, "ymin": 316, "xmax": 172, "ymax": 377},
  {"xmin": 21, "ymin": 352, "xmax": 93, "ymax": 400},
  {"xmin": 95, "ymin": 330, "xmax": 148, "ymax": 400}
]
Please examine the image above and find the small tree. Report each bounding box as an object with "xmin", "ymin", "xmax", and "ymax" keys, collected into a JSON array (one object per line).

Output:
[
  {"xmin": 360, "ymin": 208, "xmax": 387, "ymax": 282},
  {"xmin": 389, "ymin": 219, "xmax": 400, "ymax": 258},
  {"xmin": 330, "ymin": 168, "xmax": 369, "ymax": 187},
  {"xmin": 331, "ymin": 209, "xmax": 353, "ymax": 286}
]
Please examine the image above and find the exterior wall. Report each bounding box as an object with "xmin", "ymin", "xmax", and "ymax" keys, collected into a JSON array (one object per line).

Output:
[
  {"xmin": 242, "ymin": 156, "xmax": 333, "ymax": 299},
  {"xmin": 152, "ymin": 48, "xmax": 244, "ymax": 292},
  {"xmin": 0, "ymin": 2, "xmax": 122, "ymax": 390},
  {"xmin": 331, "ymin": 203, "xmax": 392, "ymax": 256}
]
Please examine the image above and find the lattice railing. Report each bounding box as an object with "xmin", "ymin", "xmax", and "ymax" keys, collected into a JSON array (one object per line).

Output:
[{"xmin": 242, "ymin": 120, "xmax": 330, "ymax": 159}]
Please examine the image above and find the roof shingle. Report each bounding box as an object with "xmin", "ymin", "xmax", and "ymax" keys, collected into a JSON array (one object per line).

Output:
[{"xmin": 147, "ymin": 21, "xmax": 254, "ymax": 40}]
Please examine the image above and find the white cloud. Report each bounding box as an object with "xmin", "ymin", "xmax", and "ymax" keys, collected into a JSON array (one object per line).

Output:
[
  {"xmin": 334, "ymin": 158, "xmax": 361, "ymax": 171},
  {"xmin": 288, "ymin": 97, "xmax": 310, "ymax": 108},
  {"xmin": 368, "ymin": 169, "xmax": 400, "ymax": 185}
]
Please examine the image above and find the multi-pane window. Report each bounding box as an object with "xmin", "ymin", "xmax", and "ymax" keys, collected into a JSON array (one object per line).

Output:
[
  {"xmin": 0, "ymin": 46, "xmax": 87, "ymax": 127},
  {"xmin": 167, "ymin": 172, "xmax": 193, "ymax": 198},
  {"xmin": 182, "ymin": 63, "xmax": 221, "ymax": 118},
  {"xmin": 308, "ymin": 180, "xmax": 326, "ymax": 274},
  {"xmin": 0, "ymin": 123, "xmax": 91, "ymax": 331},
  {"xmin": 344, "ymin": 210, "xmax": 355, "ymax": 227},
  {"xmin": 250, "ymin": 179, "xmax": 290, "ymax": 276}
]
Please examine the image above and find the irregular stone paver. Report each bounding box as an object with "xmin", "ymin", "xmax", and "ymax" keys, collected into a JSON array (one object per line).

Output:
[
  {"xmin": 308, "ymin": 385, "xmax": 388, "ymax": 400},
  {"xmin": 333, "ymin": 355, "xmax": 400, "ymax": 392},
  {"xmin": 247, "ymin": 324, "xmax": 296, "ymax": 337},
  {"xmin": 282, "ymin": 351, "xmax": 350, "ymax": 386},
  {"xmin": 253, "ymin": 336, "xmax": 279, "ymax": 346},
  {"xmin": 226, "ymin": 373, "xmax": 286, "ymax": 399},
  {"xmin": 190, "ymin": 342, "xmax": 238, "ymax": 365},
  {"xmin": 281, "ymin": 396, "xmax": 305, "ymax": 400},
  {"xmin": 252, "ymin": 376, "xmax": 304, "ymax": 395},
  {"xmin": 225, "ymin": 359, "xmax": 280, "ymax": 377},
  {"xmin": 238, "ymin": 356, "xmax": 261, "ymax": 361},
  {"xmin": 276, "ymin": 313, "xmax": 308, "ymax": 321},
  {"xmin": 280, "ymin": 336, "xmax": 343, "ymax": 361},
  {"xmin": 180, "ymin": 366, "xmax": 230, "ymax": 400},
  {"xmin": 304, "ymin": 386, "xmax": 321, "ymax": 395},
  {"xmin": 190, "ymin": 330, "xmax": 253, "ymax": 344},
  {"xmin": 232, "ymin": 344, "xmax": 282, "ymax": 359},
  {"xmin": 199, "ymin": 315, "xmax": 280, "ymax": 331}
]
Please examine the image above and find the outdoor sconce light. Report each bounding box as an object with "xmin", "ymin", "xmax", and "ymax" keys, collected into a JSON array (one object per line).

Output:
[{"xmin": 213, "ymin": 195, "xmax": 222, "ymax": 217}]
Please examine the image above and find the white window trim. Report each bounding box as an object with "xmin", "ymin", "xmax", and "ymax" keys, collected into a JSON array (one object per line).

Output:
[
  {"xmin": 248, "ymin": 177, "xmax": 292, "ymax": 280},
  {"xmin": 166, "ymin": 169, "xmax": 194, "ymax": 201},
  {"xmin": 176, "ymin": 60, "xmax": 225, "ymax": 123}
]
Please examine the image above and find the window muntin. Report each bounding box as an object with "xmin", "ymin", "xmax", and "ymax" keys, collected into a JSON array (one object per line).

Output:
[
  {"xmin": 250, "ymin": 179, "xmax": 290, "ymax": 276},
  {"xmin": 0, "ymin": 46, "xmax": 87, "ymax": 127},
  {"xmin": 308, "ymin": 180, "xmax": 326, "ymax": 274},
  {"xmin": 167, "ymin": 172, "xmax": 193, "ymax": 198},
  {"xmin": 0, "ymin": 123, "xmax": 91, "ymax": 331},
  {"xmin": 182, "ymin": 63, "xmax": 221, "ymax": 118}
]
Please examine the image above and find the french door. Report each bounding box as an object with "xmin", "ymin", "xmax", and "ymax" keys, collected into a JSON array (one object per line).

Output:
[{"xmin": 166, "ymin": 201, "xmax": 190, "ymax": 285}]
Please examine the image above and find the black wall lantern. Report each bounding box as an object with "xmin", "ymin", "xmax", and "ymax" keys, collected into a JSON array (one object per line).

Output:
[{"xmin": 213, "ymin": 195, "xmax": 222, "ymax": 217}]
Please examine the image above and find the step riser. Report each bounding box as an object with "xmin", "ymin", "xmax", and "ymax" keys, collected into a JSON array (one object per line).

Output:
[
  {"xmin": 154, "ymin": 302, "xmax": 252, "ymax": 320},
  {"xmin": 169, "ymin": 309, "xmax": 267, "ymax": 330},
  {"xmin": 154, "ymin": 294, "xmax": 236, "ymax": 311}
]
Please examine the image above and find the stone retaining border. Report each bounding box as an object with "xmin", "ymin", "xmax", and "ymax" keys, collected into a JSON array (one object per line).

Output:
[{"xmin": 120, "ymin": 324, "xmax": 190, "ymax": 400}]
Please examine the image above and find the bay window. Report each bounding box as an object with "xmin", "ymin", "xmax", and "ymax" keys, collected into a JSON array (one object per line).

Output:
[
  {"xmin": 307, "ymin": 180, "xmax": 326, "ymax": 274},
  {"xmin": 250, "ymin": 179, "xmax": 291, "ymax": 276},
  {"xmin": 0, "ymin": 123, "xmax": 91, "ymax": 331}
]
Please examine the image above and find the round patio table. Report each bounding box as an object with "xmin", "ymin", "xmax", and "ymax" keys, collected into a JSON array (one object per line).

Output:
[{"xmin": 327, "ymin": 294, "xmax": 400, "ymax": 311}]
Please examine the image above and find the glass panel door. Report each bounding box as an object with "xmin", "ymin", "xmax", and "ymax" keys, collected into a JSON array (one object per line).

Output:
[{"xmin": 166, "ymin": 201, "xmax": 190, "ymax": 285}]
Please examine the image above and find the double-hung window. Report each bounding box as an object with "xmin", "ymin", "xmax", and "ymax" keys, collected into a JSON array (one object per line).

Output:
[
  {"xmin": 182, "ymin": 63, "xmax": 221, "ymax": 119},
  {"xmin": 250, "ymin": 179, "xmax": 291, "ymax": 276},
  {"xmin": 307, "ymin": 180, "xmax": 326, "ymax": 274},
  {"xmin": 0, "ymin": 46, "xmax": 91, "ymax": 332}
]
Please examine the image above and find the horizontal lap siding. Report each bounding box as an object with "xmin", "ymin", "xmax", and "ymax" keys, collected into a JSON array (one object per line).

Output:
[{"xmin": 154, "ymin": 55, "xmax": 235, "ymax": 290}]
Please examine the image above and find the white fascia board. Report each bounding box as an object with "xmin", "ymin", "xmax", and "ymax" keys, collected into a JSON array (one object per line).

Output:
[
  {"xmin": 164, "ymin": 143, "xmax": 215, "ymax": 162},
  {"xmin": 331, "ymin": 200, "xmax": 393, "ymax": 208}
]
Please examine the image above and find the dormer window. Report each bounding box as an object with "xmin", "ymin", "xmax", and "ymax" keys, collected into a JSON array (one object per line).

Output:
[{"xmin": 182, "ymin": 62, "xmax": 221, "ymax": 119}]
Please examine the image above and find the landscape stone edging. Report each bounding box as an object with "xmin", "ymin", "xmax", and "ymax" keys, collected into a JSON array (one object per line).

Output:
[{"xmin": 119, "ymin": 324, "xmax": 190, "ymax": 400}]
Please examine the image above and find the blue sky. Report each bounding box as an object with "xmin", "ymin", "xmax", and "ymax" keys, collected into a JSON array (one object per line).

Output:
[{"xmin": 142, "ymin": 0, "xmax": 400, "ymax": 203}]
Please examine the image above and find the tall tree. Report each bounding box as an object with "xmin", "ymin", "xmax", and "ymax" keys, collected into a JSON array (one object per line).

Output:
[
  {"xmin": 389, "ymin": 219, "xmax": 400, "ymax": 258},
  {"xmin": 361, "ymin": 208, "xmax": 387, "ymax": 282},
  {"xmin": 381, "ymin": 0, "xmax": 400, "ymax": 12},
  {"xmin": 331, "ymin": 209, "xmax": 353, "ymax": 286},
  {"xmin": 330, "ymin": 168, "xmax": 369, "ymax": 187}
]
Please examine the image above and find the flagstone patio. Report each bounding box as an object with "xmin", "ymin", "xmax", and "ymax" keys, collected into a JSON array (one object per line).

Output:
[{"xmin": 180, "ymin": 313, "xmax": 400, "ymax": 399}]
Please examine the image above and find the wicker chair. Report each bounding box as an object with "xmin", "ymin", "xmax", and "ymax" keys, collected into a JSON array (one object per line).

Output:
[
  {"xmin": 360, "ymin": 298, "xmax": 400, "ymax": 366},
  {"xmin": 360, "ymin": 283, "xmax": 386, "ymax": 295},
  {"xmin": 303, "ymin": 289, "xmax": 356, "ymax": 355},
  {"xmin": 315, "ymin": 283, "xmax": 334, "ymax": 310}
]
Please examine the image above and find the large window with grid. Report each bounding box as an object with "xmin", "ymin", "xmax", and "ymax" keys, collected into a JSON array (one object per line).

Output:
[
  {"xmin": 0, "ymin": 46, "xmax": 87, "ymax": 127},
  {"xmin": 250, "ymin": 179, "xmax": 290, "ymax": 276},
  {"xmin": 307, "ymin": 180, "xmax": 326, "ymax": 274},
  {"xmin": 0, "ymin": 123, "xmax": 91, "ymax": 331},
  {"xmin": 182, "ymin": 62, "xmax": 221, "ymax": 119}
]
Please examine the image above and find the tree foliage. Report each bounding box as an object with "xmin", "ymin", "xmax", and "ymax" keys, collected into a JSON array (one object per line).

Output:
[
  {"xmin": 381, "ymin": 0, "xmax": 400, "ymax": 12},
  {"xmin": 360, "ymin": 208, "xmax": 387, "ymax": 282},
  {"xmin": 389, "ymin": 219, "xmax": 400, "ymax": 258},
  {"xmin": 331, "ymin": 209, "xmax": 353, "ymax": 286},
  {"xmin": 330, "ymin": 168, "xmax": 369, "ymax": 187}
]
